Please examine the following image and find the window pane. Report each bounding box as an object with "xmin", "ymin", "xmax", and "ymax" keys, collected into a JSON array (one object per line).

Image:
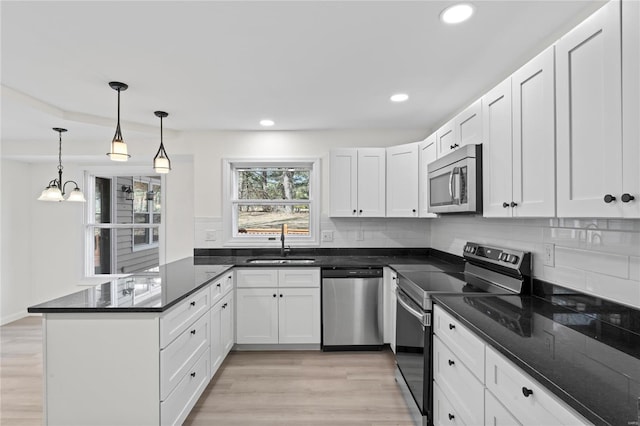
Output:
[
  {"xmin": 133, "ymin": 181, "xmax": 149, "ymax": 213},
  {"xmin": 236, "ymin": 168, "xmax": 309, "ymax": 200},
  {"xmin": 94, "ymin": 177, "xmax": 111, "ymax": 224},
  {"xmin": 153, "ymin": 228, "xmax": 159, "ymax": 243},
  {"xmin": 152, "ymin": 184, "xmax": 162, "ymax": 213},
  {"xmin": 236, "ymin": 204, "xmax": 310, "ymax": 235},
  {"xmin": 134, "ymin": 228, "xmax": 150, "ymax": 245},
  {"xmin": 94, "ymin": 228, "xmax": 111, "ymax": 274},
  {"xmin": 153, "ymin": 213, "xmax": 161, "ymax": 224}
]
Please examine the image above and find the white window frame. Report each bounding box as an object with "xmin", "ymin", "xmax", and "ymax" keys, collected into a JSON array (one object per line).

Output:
[
  {"xmin": 222, "ymin": 158, "xmax": 321, "ymax": 247},
  {"xmin": 83, "ymin": 167, "xmax": 166, "ymax": 278}
]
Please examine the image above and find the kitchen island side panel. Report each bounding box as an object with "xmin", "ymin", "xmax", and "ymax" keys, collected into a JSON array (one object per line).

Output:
[{"xmin": 43, "ymin": 313, "xmax": 160, "ymax": 426}]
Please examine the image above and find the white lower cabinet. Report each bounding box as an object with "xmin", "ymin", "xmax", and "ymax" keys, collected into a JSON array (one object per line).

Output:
[
  {"xmin": 433, "ymin": 305, "xmax": 592, "ymax": 426},
  {"xmin": 210, "ymin": 290, "xmax": 234, "ymax": 377},
  {"xmin": 383, "ymin": 267, "xmax": 397, "ymax": 353},
  {"xmin": 236, "ymin": 268, "xmax": 321, "ymax": 345}
]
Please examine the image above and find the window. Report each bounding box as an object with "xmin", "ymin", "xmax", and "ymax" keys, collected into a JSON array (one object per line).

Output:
[
  {"xmin": 85, "ymin": 173, "xmax": 164, "ymax": 276},
  {"xmin": 223, "ymin": 159, "xmax": 320, "ymax": 246}
]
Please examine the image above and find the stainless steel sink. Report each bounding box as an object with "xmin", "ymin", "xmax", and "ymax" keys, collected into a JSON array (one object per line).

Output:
[{"xmin": 246, "ymin": 258, "xmax": 316, "ymax": 265}]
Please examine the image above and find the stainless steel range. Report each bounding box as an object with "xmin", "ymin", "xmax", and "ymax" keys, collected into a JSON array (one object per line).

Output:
[{"xmin": 392, "ymin": 242, "xmax": 531, "ymax": 426}]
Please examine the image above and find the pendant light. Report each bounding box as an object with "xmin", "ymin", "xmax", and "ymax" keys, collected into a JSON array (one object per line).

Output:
[
  {"xmin": 37, "ymin": 128, "xmax": 86, "ymax": 202},
  {"xmin": 153, "ymin": 111, "xmax": 171, "ymax": 173},
  {"xmin": 107, "ymin": 81, "xmax": 130, "ymax": 161}
]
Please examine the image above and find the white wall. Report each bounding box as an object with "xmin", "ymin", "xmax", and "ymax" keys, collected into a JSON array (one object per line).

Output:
[
  {"xmin": 430, "ymin": 216, "xmax": 640, "ymax": 308},
  {"xmin": 1, "ymin": 160, "xmax": 33, "ymax": 324}
]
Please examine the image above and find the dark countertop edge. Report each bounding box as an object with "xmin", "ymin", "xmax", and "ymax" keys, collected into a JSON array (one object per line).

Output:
[
  {"xmin": 432, "ymin": 296, "xmax": 606, "ymax": 426},
  {"xmin": 27, "ymin": 265, "xmax": 234, "ymax": 314}
]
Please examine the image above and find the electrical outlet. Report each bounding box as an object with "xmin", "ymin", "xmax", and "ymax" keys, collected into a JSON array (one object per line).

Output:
[
  {"xmin": 205, "ymin": 230, "xmax": 217, "ymax": 241},
  {"xmin": 356, "ymin": 229, "xmax": 365, "ymax": 241},
  {"xmin": 543, "ymin": 243, "xmax": 555, "ymax": 267},
  {"xmin": 321, "ymin": 230, "xmax": 333, "ymax": 242}
]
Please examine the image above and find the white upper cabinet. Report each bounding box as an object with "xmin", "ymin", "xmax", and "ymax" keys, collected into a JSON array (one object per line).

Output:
[
  {"xmin": 511, "ymin": 45, "xmax": 556, "ymax": 217},
  {"xmin": 329, "ymin": 148, "xmax": 386, "ymax": 217},
  {"xmin": 482, "ymin": 78, "xmax": 513, "ymax": 217},
  {"xmin": 556, "ymin": 0, "xmax": 624, "ymax": 217},
  {"xmin": 386, "ymin": 142, "xmax": 419, "ymax": 217},
  {"xmin": 622, "ymin": 0, "xmax": 640, "ymax": 218},
  {"xmin": 436, "ymin": 99, "xmax": 483, "ymax": 158},
  {"xmin": 484, "ymin": 46, "xmax": 556, "ymax": 218},
  {"xmin": 418, "ymin": 134, "xmax": 438, "ymax": 218}
]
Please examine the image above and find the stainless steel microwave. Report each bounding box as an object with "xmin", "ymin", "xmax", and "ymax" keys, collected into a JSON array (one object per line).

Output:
[{"xmin": 427, "ymin": 144, "xmax": 482, "ymax": 214}]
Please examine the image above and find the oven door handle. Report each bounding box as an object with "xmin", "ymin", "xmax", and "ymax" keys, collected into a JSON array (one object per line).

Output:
[{"xmin": 396, "ymin": 289, "xmax": 426, "ymax": 323}]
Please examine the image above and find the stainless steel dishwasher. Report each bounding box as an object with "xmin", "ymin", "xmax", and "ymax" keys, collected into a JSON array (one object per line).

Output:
[{"xmin": 321, "ymin": 268, "xmax": 384, "ymax": 350}]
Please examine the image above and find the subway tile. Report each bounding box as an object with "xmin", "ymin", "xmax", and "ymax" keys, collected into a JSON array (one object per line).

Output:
[
  {"xmin": 543, "ymin": 265, "xmax": 586, "ymax": 290},
  {"xmin": 630, "ymin": 257, "xmax": 640, "ymax": 281},
  {"xmin": 585, "ymin": 272, "xmax": 640, "ymax": 307},
  {"xmin": 555, "ymin": 247, "xmax": 629, "ymax": 279},
  {"xmin": 605, "ymin": 219, "xmax": 640, "ymax": 232}
]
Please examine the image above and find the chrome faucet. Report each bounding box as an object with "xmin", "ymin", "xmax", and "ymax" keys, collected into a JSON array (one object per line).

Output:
[{"xmin": 280, "ymin": 224, "xmax": 291, "ymax": 257}]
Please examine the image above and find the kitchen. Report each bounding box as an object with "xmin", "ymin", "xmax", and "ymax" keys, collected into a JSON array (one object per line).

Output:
[{"xmin": 1, "ymin": 1, "xmax": 639, "ymax": 425}]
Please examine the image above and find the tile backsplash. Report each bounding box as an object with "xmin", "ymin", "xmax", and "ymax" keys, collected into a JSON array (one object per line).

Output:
[{"xmin": 430, "ymin": 217, "xmax": 640, "ymax": 308}]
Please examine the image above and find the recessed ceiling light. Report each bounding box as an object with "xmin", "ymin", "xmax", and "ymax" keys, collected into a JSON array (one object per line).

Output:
[
  {"xmin": 390, "ymin": 93, "xmax": 409, "ymax": 103},
  {"xmin": 440, "ymin": 3, "xmax": 475, "ymax": 24},
  {"xmin": 260, "ymin": 119, "xmax": 275, "ymax": 127}
]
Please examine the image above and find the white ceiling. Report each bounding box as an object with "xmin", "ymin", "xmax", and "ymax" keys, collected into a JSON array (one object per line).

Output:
[{"xmin": 1, "ymin": 0, "xmax": 606, "ymax": 145}]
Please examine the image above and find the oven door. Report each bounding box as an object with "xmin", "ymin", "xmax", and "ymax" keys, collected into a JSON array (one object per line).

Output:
[{"xmin": 395, "ymin": 288, "xmax": 431, "ymax": 420}]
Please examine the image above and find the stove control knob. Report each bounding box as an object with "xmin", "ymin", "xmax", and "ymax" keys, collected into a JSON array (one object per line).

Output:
[
  {"xmin": 509, "ymin": 255, "xmax": 519, "ymax": 264},
  {"xmin": 499, "ymin": 253, "xmax": 508, "ymax": 262}
]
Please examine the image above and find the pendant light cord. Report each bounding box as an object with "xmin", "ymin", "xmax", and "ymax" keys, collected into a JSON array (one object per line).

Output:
[{"xmin": 113, "ymin": 87, "xmax": 123, "ymax": 141}]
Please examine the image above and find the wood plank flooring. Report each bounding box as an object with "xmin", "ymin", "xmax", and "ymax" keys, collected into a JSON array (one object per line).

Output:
[{"xmin": 1, "ymin": 317, "xmax": 414, "ymax": 426}]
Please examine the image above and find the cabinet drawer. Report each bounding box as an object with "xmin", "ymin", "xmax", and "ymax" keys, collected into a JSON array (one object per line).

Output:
[
  {"xmin": 485, "ymin": 345, "xmax": 591, "ymax": 425},
  {"xmin": 433, "ymin": 335, "xmax": 484, "ymax": 425},
  {"xmin": 210, "ymin": 276, "xmax": 225, "ymax": 306},
  {"xmin": 161, "ymin": 349, "xmax": 210, "ymax": 426},
  {"xmin": 221, "ymin": 270, "xmax": 234, "ymax": 293},
  {"xmin": 160, "ymin": 286, "xmax": 210, "ymax": 348},
  {"xmin": 434, "ymin": 305, "xmax": 485, "ymax": 382},
  {"xmin": 235, "ymin": 268, "xmax": 278, "ymax": 288},
  {"xmin": 278, "ymin": 268, "xmax": 319, "ymax": 288},
  {"xmin": 433, "ymin": 381, "xmax": 467, "ymax": 426},
  {"xmin": 160, "ymin": 312, "xmax": 209, "ymax": 401}
]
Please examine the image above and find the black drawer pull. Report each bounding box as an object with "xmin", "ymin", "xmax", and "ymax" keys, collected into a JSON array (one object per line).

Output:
[
  {"xmin": 510, "ymin": 201, "xmax": 518, "ymax": 208},
  {"xmin": 622, "ymin": 193, "xmax": 635, "ymax": 203},
  {"xmin": 503, "ymin": 202, "xmax": 509, "ymax": 208},
  {"xmin": 522, "ymin": 386, "xmax": 533, "ymax": 397},
  {"xmin": 190, "ymin": 301, "xmax": 196, "ymax": 306},
  {"xmin": 448, "ymin": 359, "xmax": 455, "ymax": 366},
  {"xmin": 448, "ymin": 323, "xmax": 455, "ymax": 330},
  {"xmin": 190, "ymin": 329, "xmax": 196, "ymax": 335},
  {"xmin": 190, "ymin": 372, "xmax": 196, "ymax": 378},
  {"xmin": 448, "ymin": 413, "xmax": 455, "ymax": 421}
]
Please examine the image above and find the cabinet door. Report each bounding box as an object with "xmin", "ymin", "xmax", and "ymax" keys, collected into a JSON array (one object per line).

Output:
[
  {"xmin": 556, "ymin": 0, "xmax": 623, "ymax": 217},
  {"xmin": 386, "ymin": 143, "xmax": 419, "ymax": 217},
  {"xmin": 482, "ymin": 78, "xmax": 513, "ymax": 217},
  {"xmin": 622, "ymin": 0, "xmax": 640, "ymax": 218},
  {"xmin": 235, "ymin": 288, "xmax": 278, "ymax": 344},
  {"xmin": 210, "ymin": 300, "xmax": 224, "ymax": 377},
  {"xmin": 329, "ymin": 149, "xmax": 358, "ymax": 217},
  {"xmin": 433, "ymin": 381, "xmax": 466, "ymax": 426},
  {"xmin": 221, "ymin": 292, "xmax": 234, "ymax": 355},
  {"xmin": 512, "ymin": 45, "xmax": 556, "ymax": 217},
  {"xmin": 456, "ymin": 98, "xmax": 483, "ymax": 147},
  {"xmin": 235, "ymin": 268, "xmax": 278, "ymax": 288},
  {"xmin": 418, "ymin": 134, "xmax": 438, "ymax": 218},
  {"xmin": 436, "ymin": 119, "xmax": 456, "ymax": 158},
  {"xmin": 485, "ymin": 389, "xmax": 522, "ymax": 426},
  {"xmin": 277, "ymin": 288, "xmax": 320, "ymax": 344},
  {"xmin": 357, "ymin": 148, "xmax": 386, "ymax": 217}
]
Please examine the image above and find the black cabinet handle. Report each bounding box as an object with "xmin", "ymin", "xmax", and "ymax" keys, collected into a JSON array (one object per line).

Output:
[
  {"xmin": 190, "ymin": 372, "xmax": 196, "ymax": 378},
  {"xmin": 449, "ymin": 323, "xmax": 455, "ymax": 330},
  {"xmin": 503, "ymin": 202, "xmax": 509, "ymax": 208},
  {"xmin": 190, "ymin": 301, "xmax": 196, "ymax": 306},
  {"xmin": 359, "ymin": 209, "xmax": 363, "ymax": 213},
  {"xmin": 448, "ymin": 359, "xmax": 455, "ymax": 366},
  {"xmin": 510, "ymin": 201, "xmax": 518, "ymax": 208},
  {"xmin": 622, "ymin": 193, "xmax": 635, "ymax": 203},
  {"xmin": 448, "ymin": 413, "xmax": 455, "ymax": 421},
  {"xmin": 353, "ymin": 209, "xmax": 357, "ymax": 213},
  {"xmin": 522, "ymin": 386, "xmax": 533, "ymax": 397},
  {"xmin": 222, "ymin": 303, "xmax": 227, "ymax": 309},
  {"xmin": 412, "ymin": 209, "xmax": 416, "ymax": 213},
  {"xmin": 190, "ymin": 329, "xmax": 196, "ymax": 335},
  {"xmin": 216, "ymin": 283, "xmax": 221, "ymax": 287},
  {"xmin": 604, "ymin": 194, "xmax": 616, "ymax": 203},
  {"xmin": 280, "ymin": 294, "xmax": 283, "ymax": 298},
  {"xmin": 273, "ymin": 294, "xmax": 277, "ymax": 298}
]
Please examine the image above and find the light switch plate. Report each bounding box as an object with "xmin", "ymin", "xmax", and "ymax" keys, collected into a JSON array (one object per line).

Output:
[
  {"xmin": 321, "ymin": 230, "xmax": 333, "ymax": 242},
  {"xmin": 543, "ymin": 243, "xmax": 555, "ymax": 267}
]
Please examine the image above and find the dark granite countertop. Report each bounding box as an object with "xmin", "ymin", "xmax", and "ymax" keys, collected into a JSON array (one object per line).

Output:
[
  {"xmin": 28, "ymin": 247, "xmax": 456, "ymax": 313},
  {"xmin": 433, "ymin": 291, "xmax": 640, "ymax": 426}
]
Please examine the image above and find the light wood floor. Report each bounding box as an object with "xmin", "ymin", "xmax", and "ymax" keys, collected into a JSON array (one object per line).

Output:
[{"xmin": 1, "ymin": 317, "xmax": 414, "ymax": 426}]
